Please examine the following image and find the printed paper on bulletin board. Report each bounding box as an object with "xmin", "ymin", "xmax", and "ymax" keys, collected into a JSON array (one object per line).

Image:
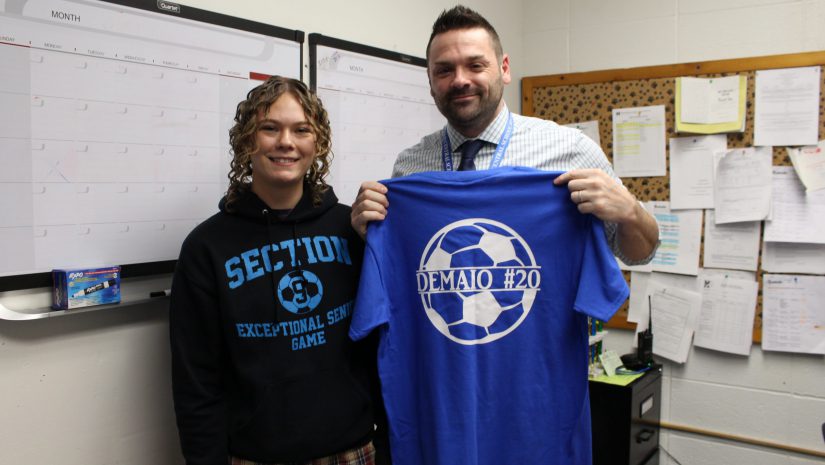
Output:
[{"xmin": 522, "ymin": 52, "xmax": 825, "ymax": 343}]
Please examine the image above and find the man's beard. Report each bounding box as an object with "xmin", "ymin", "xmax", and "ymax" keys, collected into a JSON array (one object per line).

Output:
[{"xmin": 436, "ymin": 78, "xmax": 503, "ymax": 131}]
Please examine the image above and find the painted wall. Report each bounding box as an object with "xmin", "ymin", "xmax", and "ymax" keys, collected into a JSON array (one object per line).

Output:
[
  {"xmin": 520, "ymin": 1, "xmax": 825, "ymax": 463},
  {"xmin": 0, "ymin": 277, "xmax": 181, "ymax": 464},
  {"xmin": 520, "ymin": 0, "xmax": 825, "ymax": 77}
]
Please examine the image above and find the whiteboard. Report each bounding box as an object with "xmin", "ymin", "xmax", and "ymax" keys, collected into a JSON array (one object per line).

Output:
[
  {"xmin": 309, "ymin": 34, "xmax": 445, "ymax": 206},
  {"xmin": 0, "ymin": 0, "xmax": 302, "ymax": 288}
]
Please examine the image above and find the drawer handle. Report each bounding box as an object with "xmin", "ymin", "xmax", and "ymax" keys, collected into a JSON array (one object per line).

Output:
[{"xmin": 636, "ymin": 429, "xmax": 655, "ymax": 443}]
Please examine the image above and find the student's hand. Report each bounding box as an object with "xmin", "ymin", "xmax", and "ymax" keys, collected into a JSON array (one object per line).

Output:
[
  {"xmin": 351, "ymin": 181, "xmax": 389, "ymax": 239},
  {"xmin": 553, "ymin": 169, "xmax": 638, "ymax": 224}
]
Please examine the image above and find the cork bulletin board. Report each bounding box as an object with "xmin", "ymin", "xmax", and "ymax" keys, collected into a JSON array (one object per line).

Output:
[{"xmin": 522, "ymin": 51, "xmax": 825, "ymax": 343}]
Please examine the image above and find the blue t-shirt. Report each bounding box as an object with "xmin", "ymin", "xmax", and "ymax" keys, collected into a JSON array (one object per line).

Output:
[{"xmin": 350, "ymin": 167, "xmax": 628, "ymax": 465}]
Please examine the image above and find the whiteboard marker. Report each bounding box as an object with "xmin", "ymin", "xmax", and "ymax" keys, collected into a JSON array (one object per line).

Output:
[{"xmin": 72, "ymin": 279, "xmax": 117, "ymax": 297}]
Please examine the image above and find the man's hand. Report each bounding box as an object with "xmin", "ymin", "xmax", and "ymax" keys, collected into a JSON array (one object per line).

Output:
[
  {"xmin": 553, "ymin": 169, "xmax": 637, "ymax": 223},
  {"xmin": 351, "ymin": 181, "xmax": 389, "ymax": 240},
  {"xmin": 554, "ymin": 169, "xmax": 659, "ymax": 261}
]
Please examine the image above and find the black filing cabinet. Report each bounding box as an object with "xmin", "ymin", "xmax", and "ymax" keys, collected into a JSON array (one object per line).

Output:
[{"xmin": 589, "ymin": 366, "xmax": 662, "ymax": 465}]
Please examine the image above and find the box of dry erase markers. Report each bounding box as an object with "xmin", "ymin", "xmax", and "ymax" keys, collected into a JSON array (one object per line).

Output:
[{"xmin": 52, "ymin": 266, "xmax": 121, "ymax": 310}]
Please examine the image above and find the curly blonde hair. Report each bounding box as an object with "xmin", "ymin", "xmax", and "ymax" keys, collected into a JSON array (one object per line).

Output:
[{"xmin": 225, "ymin": 76, "xmax": 332, "ymax": 210}]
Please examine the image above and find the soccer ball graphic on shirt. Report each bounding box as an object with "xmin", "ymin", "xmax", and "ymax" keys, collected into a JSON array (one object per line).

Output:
[
  {"xmin": 277, "ymin": 269, "xmax": 324, "ymax": 314},
  {"xmin": 417, "ymin": 218, "xmax": 541, "ymax": 345}
]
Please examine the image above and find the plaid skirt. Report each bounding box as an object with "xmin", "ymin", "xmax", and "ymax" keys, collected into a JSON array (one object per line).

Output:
[{"xmin": 230, "ymin": 441, "xmax": 375, "ymax": 465}]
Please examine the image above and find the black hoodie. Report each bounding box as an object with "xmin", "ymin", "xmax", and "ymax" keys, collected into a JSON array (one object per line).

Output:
[{"xmin": 169, "ymin": 185, "xmax": 373, "ymax": 465}]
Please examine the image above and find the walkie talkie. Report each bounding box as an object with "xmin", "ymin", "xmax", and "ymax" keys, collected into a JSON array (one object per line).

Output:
[
  {"xmin": 637, "ymin": 296, "xmax": 654, "ymax": 366},
  {"xmin": 620, "ymin": 296, "xmax": 655, "ymax": 371}
]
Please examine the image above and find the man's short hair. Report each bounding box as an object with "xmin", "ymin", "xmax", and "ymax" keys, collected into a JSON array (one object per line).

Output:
[{"xmin": 426, "ymin": 5, "xmax": 503, "ymax": 63}]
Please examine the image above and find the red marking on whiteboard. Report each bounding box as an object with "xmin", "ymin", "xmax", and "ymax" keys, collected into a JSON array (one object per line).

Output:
[{"xmin": 249, "ymin": 72, "xmax": 272, "ymax": 81}]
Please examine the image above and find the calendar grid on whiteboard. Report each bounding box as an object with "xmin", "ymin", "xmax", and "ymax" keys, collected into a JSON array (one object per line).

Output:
[
  {"xmin": 0, "ymin": 0, "xmax": 303, "ymax": 289},
  {"xmin": 309, "ymin": 34, "xmax": 445, "ymax": 206}
]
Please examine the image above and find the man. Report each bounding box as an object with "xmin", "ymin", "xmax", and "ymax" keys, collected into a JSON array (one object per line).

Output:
[{"xmin": 351, "ymin": 5, "xmax": 659, "ymax": 263}]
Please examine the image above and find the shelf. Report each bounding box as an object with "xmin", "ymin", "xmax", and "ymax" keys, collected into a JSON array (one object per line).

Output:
[
  {"xmin": 0, "ymin": 275, "xmax": 172, "ymax": 321},
  {"xmin": 0, "ymin": 296, "xmax": 168, "ymax": 320}
]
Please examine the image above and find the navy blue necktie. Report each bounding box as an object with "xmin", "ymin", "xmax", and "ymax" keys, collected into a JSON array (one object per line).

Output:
[{"xmin": 457, "ymin": 139, "xmax": 485, "ymax": 171}]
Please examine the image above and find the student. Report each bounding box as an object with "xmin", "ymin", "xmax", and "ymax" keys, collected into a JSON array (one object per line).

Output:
[
  {"xmin": 351, "ymin": 5, "xmax": 659, "ymax": 263},
  {"xmin": 169, "ymin": 76, "xmax": 379, "ymax": 465}
]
